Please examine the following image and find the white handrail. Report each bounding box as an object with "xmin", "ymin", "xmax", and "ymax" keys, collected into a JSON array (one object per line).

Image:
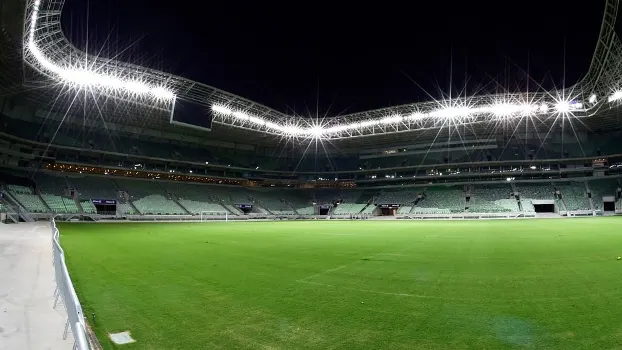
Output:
[{"xmin": 51, "ymin": 219, "xmax": 91, "ymax": 350}]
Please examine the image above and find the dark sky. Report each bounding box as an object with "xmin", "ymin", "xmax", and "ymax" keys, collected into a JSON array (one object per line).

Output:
[{"xmin": 61, "ymin": 0, "xmax": 607, "ymax": 116}]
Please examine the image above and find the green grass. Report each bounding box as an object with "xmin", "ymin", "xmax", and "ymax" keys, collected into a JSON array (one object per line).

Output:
[{"xmin": 58, "ymin": 218, "xmax": 622, "ymax": 349}]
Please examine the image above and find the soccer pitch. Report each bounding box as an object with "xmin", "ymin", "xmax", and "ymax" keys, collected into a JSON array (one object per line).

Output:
[{"xmin": 58, "ymin": 218, "xmax": 622, "ymax": 349}]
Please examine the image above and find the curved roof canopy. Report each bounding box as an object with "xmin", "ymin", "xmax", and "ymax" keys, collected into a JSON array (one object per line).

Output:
[{"xmin": 23, "ymin": 0, "xmax": 622, "ymax": 140}]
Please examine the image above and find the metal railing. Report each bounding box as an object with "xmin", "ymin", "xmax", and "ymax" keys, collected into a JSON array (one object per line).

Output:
[{"xmin": 51, "ymin": 218, "xmax": 91, "ymax": 350}]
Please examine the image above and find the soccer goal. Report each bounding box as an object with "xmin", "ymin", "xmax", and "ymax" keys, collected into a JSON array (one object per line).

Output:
[{"xmin": 200, "ymin": 211, "xmax": 229, "ymax": 222}]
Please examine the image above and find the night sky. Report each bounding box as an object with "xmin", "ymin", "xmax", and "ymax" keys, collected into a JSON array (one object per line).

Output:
[{"xmin": 61, "ymin": 0, "xmax": 607, "ymax": 117}]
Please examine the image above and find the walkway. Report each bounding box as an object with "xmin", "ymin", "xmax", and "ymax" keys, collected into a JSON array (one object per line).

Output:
[{"xmin": 0, "ymin": 222, "xmax": 72, "ymax": 350}]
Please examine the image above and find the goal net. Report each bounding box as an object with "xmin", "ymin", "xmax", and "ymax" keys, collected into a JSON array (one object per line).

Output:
[{"xmin": 200, "ymin": 211, "xmax": 229, "ymax": 222}]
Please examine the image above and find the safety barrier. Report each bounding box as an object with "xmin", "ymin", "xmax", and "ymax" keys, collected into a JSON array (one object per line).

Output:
[{"xmin": 51, "ymin": 218, "xmax": 91, "ymax": 350}]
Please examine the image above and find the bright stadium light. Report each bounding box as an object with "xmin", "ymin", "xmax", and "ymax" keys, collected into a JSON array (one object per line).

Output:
[
  {"xmin": 589, "ymin": 94, "xmax": 597, "ymax": 104},
  {"xmin": 210, "ymin": 97, "xmax": 587, "ymax": 138},
  {"xmin": 554, "ymin": 101, "xmax": 571, "ymax": 113},
  {"xmin": 26, "ymin": 0, "xmax": 176, "ymax": 100},
  {"xmin": 309, "ymin": 127, "xmax": 323, "ymax": 138},
  {"xmin": 539, "ymin": 103, "xmax": 549, "ymax": 113},
  {"xmin": 430, "ymin": 106, "xmax": 471, "ymax": 118},
  {"xmin": 232, "ymin": 111, "xmax": 250, "ymax": 120},
  {"xmin": 212, "ymin": 105, "xmax": 232, "ymax": 115},
  {"xmin": 608, "ymin": 91, "xmax": 622, "ymax": 102},
  {"xmin": 380, "ymin": 114, "xmax": 403, "ymax": 124}
]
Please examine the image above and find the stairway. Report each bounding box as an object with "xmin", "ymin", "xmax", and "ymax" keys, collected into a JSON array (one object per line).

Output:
[
  {"xmin": 585, "ymin": 181, "xmax": 595, "ymax": 211},
  {"xmin": 74, "ymin": 198, "xmax": 84, "ymax": 214}
]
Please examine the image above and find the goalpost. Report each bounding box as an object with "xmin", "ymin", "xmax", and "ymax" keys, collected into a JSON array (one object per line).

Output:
[{"xmin": 200, "ymin": 211, "xmax": 229, "ymax": 222}]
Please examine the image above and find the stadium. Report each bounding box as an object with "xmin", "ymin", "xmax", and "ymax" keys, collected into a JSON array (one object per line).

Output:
[{"xmin": 2, "ymin": 0, "xmax": 622, "ymax": 349}]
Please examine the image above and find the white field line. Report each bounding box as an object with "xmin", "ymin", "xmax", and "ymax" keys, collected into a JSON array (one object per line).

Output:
[
  {"xmin": 298, "ymin": 265, "xmax": 350, "ymax": 282},
  {"xmin": 298, "ymin": 251, "xmax": 392, "ymax": 282},
  {"xmin": 296, "ymin": 279, "xmax": 622, "ymax": 302},
  {"xmin": 296, "ymin": 280, "xmax": 449, "ymax": 299}
]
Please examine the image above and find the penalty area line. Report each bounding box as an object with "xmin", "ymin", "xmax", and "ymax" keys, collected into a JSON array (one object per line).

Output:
[
  {"xmin": 298, "ymin": 251, "xmax": 393, "ymax": 282},
  {"xmin": 296, "ymin": 279, "xmax": 439, "ymax": 299},
  {"xmin": 298, "ymin": 265, "xmax": 349, "ymax": 282}
]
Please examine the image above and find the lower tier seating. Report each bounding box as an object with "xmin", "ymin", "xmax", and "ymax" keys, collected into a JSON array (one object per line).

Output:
[
  {"xmin": 333, "ymin": 203, "xmax": 366, "ymax": 215},
  {"xmin": 132, "ymin": 194, "xmax": 186, "ymax": 215}
]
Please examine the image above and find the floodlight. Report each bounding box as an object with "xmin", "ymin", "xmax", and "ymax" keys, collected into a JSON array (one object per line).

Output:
[
  {"xmin": 232, "ymin": 111, "xmax": 250, "ymax": 120},
  {"xmin": 539, "ymin": 103, "xmax": 549, "ymax": 113},
  {"xmin": 27, "ymin": 3, "xmax": 176, "ymax": 100},
  {"xmin": 608, "ymin": 91, "xmax": 622, "ymax": 102},
  {"xmin": 554, "ymin": 101, "xmax": 570, "ymax": 113},
  {"xmin": 589, "ymin": 94, "xmax": 597, "ymax": 103},
  {"xmin": 212, "ymin": 105, "xmax": 232, "ymax": 115}
]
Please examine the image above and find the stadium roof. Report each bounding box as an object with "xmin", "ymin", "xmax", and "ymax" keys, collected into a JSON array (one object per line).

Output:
[{"xmin": 2, "ymin": 0, "xmax": 622, "ymax": 148}]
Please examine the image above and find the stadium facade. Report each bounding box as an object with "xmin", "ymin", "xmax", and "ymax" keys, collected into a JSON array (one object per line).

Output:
[{"xmin": 1, "ymin": 0, "xmax": 622, "ymax": 222}]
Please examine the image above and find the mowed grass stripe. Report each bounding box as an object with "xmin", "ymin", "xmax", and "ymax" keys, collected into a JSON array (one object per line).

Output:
[{"xmin": 58, "ymin": 218, "xmax": 622, "ymax": 349}]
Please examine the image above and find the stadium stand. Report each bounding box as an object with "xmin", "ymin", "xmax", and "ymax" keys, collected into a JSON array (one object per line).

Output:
[
  {"xmin": 247, "ymin": 188, "xmax": 296, "ymax": 214},
  {"xmin": 81, "ymin": 200, "xmax": 97, "ymax": 214},
  {"xmin": 333, "ymin": 203, "xmax": 366, "ymax": 215},
  {"xmin": 588, "ymin": 178, "xmax": 620, "ymax": 210},
  {"xmin": 397, "ymin": 206, "xmax": 412, "ymax": 214},
  {"xmin": 67, "ymin": 176, "xmax": 120, "ymax": 202},
  {"xmin": 361, "ymin": 204, "xmax": 376, "ymax": 214},
  {"xmin": 160, "ymin": 182, "xmax": 230, "ymax": 215},
  {"xmin": 412, "ymin": 207, "xmax": 450, "ymax": 215},
  {"xmin": 34, "ymin": 173, "xmax": 80, "ymax": 214},
  {"xmin": 516, "ymin": 183, "xmax": 555, "ymax": 212},
  {"xmin": 517, "ymin": 183, "xmax": 555, "ymax": 200},
  {"xmin": 313, "ymin": 189, "xmax": 339, "ymax": 204},
  {"xmin": 468, "ymin": 184, "xmax": 517, "ymax": 213},
  {"xmin": 375, "ymin": 189, "xmax": 419, "ymax": 204},
  {"xmin": 208, "ymin": 186, "xmax": 250, "ymax": 206},
  {"xmin": 554, "ymin": 182, "xmax": 591, "ymax": 211},
  {"xmin": 115, "ymin": 179, "xmax": 186, "ymax": 215},
  {"xmin": 417, "ymin": 186, "xmax": 465, "ymax": 213},
  {"xmin": 279, "ymin": 190, "xmax": 314, "ymax": 214},
  {"xmin": 7, "ymin": 184, "xmax": 48, "ymax": 213}
]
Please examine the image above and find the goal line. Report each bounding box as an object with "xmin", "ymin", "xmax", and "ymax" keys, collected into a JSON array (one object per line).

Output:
[{"xmin": 200, "ymin": 211, "xmax": 229, "ymax": 222}]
